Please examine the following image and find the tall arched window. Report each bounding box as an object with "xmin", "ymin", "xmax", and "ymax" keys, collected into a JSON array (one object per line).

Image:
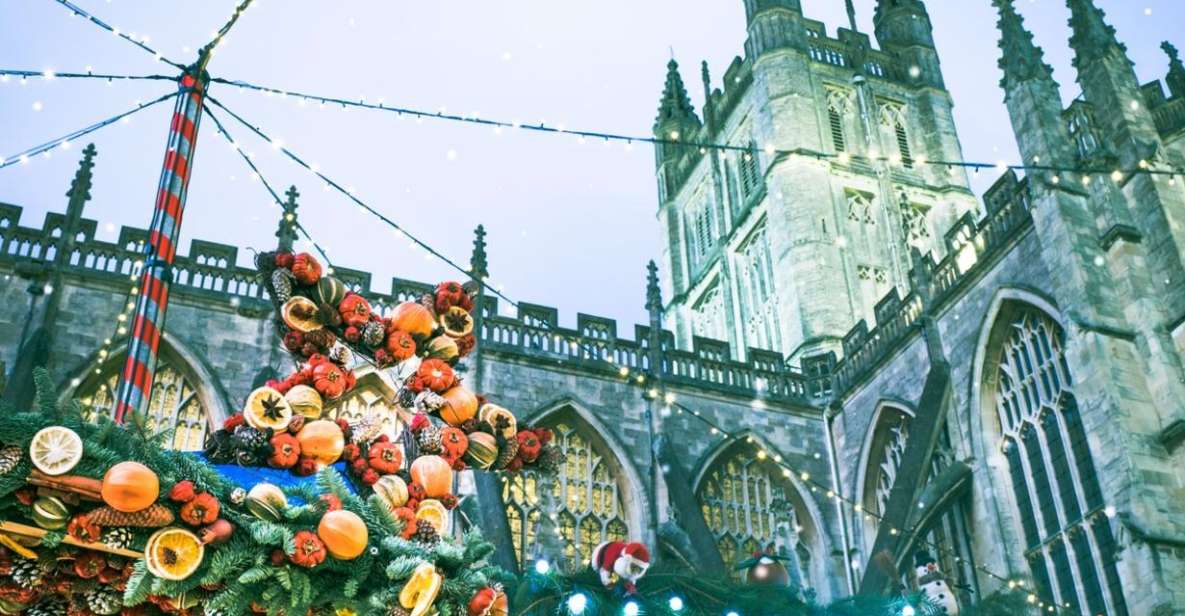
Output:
[
  {"xmin": 502, "ymin": 414, "xmax": 631, "ymax": 569},
  {"xmin": 697, "ymin": 439, "xmax": 819, "ymax": 591},
  {"xmin": 859, "ymin": 405, "xmax": 977, "ymax": 601},
  {"xmin": 879, "ymin": 102, "xmax": 913, "ymax": 168},
  {"xmin": 988, "ymin": 307, "xmax": 1127, "ymax": 615},
  {"xmin": 74, "ymin": 343, "xmax": 218, "ymax": 451}
]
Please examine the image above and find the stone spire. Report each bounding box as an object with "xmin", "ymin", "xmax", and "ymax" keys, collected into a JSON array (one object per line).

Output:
[
  {"xmin": 993, "ymin": 0, "xmax": 1055, "ymax": 91},
  {"xmin": 845, "ymin": 0, "xmax": 858, "ymax": 32},
  {"xmin": 469, "ymin": 224, "xmax": 488, "ymax": 281},
  {"xmin": 873, "ymin": 0, "xmax": 943, "ymax": 87},
  {"xmin": 645, "ymin": 260, "xmax": 663, "ymax": 314},
  {"xmin": 276, "ymin": 185, "xmax": 299, "ymax": 252},
  {"xmin": 654, "ymin": 59, "xmax": 700, "ymax": 136},
  {"xmin": 59, "ymin": 144, "xmax": 97, "ymax": 269},
  {"xmin": 1067, "ymin": 0, "xmax": 1127, "ymax": 67},
  {"xmin": 1165, "ymin": 41, "xmax": 1185, "ymax": 98}
]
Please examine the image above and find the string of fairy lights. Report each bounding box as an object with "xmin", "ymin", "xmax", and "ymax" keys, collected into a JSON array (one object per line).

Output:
[
  {"xmin": 0, "ymin": 1, "xmax": 1149, "ymax": 613},
  {"xmin": 193, "ymin": 91, "xmax": 1079, "ymax": 614},
  {"xmin": 0, "ymin": 90, "xmax": 179, "ymax": 169}
]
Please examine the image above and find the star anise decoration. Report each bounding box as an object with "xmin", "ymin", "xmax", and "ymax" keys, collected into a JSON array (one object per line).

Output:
[{"xmin": 261, "ymin": 394, "xmax": 286, "ymax": 421}]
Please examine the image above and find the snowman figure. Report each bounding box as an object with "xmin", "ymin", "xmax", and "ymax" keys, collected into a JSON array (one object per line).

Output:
[{"xmin": 914, "ymin": 550, "xmax": 960, "ymax": 615}]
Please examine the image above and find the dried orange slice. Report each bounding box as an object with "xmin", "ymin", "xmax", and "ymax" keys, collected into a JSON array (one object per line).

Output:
[
  {"xmin": 399, "ymin": 562, "xmax": 443, "ymax": 616},
  {"xmin": 29, "ymin": 426, "xmax": 82, "ymax": 476},
  {"xmin": 415, "ymin": 499, "xmax": 450, "ymax": 536},
  {"xmin": 244, "ymin": 387, "xmax": 293, "ymax": 431},
  {"xmin": 438, "ymin": 306, "xmax": 474, "ymax": 338},
  {"xmin": 281, "ymin": 296, "xmax": 322, "ymax": 333},
  {"xmin": 478, "ymin": 404, "xmax": 517, "ymax": 440},
  {"xmin": 144, "ymin": 527, "xmax": 204, "ymax": 581}
]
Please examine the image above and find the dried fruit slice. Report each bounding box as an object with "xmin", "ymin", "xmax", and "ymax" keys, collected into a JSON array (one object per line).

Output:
[
  {"xmin": 281, "ymin": 296, "xmax": 322, "ymax": 333},
  {"xmin": 415, "ymin": 499, "xmax": 450, "ymax": 536},
  {"xmin": 243, "ymin": 387, "xmax": 293, "ymax": 431},
  {"xmin": 399, "ymin": 562, "xmax": 443, "ymax": 616},
  {"xmin": 478, "ymin": 404, "xmax": 517, "ymax": 440},
  {"xmin": 144, "ymin": 527, "xmax": 204, "ymax": 581},
  {"xmin": 29, "ymin": 426, "xmax": 83, "ymax": 476},
  {"xmin": 438, "ymin": 306, "xmax": 474, "ymax": 338}
]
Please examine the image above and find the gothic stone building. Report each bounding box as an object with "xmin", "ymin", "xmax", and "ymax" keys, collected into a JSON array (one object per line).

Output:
[{"xmin": 2, "ymin": 1, "xmax": 1185, "ymax": 614}]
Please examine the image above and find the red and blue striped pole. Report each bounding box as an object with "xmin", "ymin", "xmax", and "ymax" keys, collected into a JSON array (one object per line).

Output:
[{"xmin": 113, "ymin": 67, "xmax": 208, "ymax": 424}]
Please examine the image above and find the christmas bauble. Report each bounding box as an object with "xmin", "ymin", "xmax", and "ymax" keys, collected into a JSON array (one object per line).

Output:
[{"xmin": 745, "ymin": 558, "xmax": 791, "ymax": 587}]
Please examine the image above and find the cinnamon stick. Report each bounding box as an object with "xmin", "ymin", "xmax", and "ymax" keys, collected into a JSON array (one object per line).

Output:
[{"xmin": 26, "ymin": 470, "xmax": 102, "ymax": 500}]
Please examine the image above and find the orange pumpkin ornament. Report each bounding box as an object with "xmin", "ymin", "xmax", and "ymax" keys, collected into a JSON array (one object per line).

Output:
[
  {"xmin": 439, "ymin": 427, "xmax": 469, "ymax": 462},
  {"xmin": 439, "ymin": 386, "xmax": 478, "ymax": 426},
  {"xmin": 410, "ymin": 455, "xmax": 454, "ymax": 499},
  {"xmin": 388, "ymin": 302, "xmax": 436, "ymax": 339},
  {"xmin": 296, "ymin": 420, "xmax": 345, "ymax": 467},
  {"xmin": 101, "ymin": 462, "xmax": 160, "ymax": 513},
  {"xmin": 385, "ymin": 330, "xmax": 417, "ymax": 361},
  {"xmin": 317, "ymin": 509, "xmax": 368, "ymax": 560}
]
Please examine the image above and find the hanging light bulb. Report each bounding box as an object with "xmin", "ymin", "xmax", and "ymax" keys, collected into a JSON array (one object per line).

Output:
[{"xmin": 566, "ymin": 593, "xmax": 588, "ymax": 615}]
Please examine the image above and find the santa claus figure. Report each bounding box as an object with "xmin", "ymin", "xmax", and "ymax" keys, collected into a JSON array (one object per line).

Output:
[
  {"xmin": 591, "ymin": 541, "xmax": 651, "ymax": 593},
  {"xmin": 914, "ymin": 550, "xmax": 960, "ymax": 615}
]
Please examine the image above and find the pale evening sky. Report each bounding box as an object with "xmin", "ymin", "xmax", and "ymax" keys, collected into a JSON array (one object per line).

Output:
[{"xmin": 1, "ymin": 0, "xmax": 1182, "ymax": 331}]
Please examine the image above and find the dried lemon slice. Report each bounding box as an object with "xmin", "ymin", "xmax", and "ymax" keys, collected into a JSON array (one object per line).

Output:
[
  {"xmin": 144, "ymin": 527, "xmax": 204, "ymax": 581},
  {"xmin": 415, "ymin": 499, "xmax": 450, "ymax": 536},
  {"xmin": 399, "ymin": 562, "xmax": 442, "ymax": 616},
  {"xmin": 243, "ymin": 386, "xmax": 293, "ymax": 431},
  {"xmin": 29, "ymin": 426, "xmax": 83, "ymax": 476}
]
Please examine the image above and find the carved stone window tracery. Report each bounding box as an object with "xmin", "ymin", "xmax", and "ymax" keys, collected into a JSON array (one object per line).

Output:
[
  {"xmin": 502, "ymin": 420, "xmax": 629, "ymax": 569},
  {"xmin": 77, "ymin": 358, "xmax": 208, "ymax": 451}
]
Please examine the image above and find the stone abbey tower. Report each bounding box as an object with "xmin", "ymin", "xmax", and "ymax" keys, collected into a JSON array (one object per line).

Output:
[{"xmin": 2, "ymin": 1, "xmax": 1185, "ymax": 614}]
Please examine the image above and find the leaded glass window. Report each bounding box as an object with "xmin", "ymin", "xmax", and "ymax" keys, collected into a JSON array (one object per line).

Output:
[
  {"xmin": 692, "ymin": 283, "xmax": 727, "ymax": 342},
  {"xmin": 991, "ymin": 309, "xmax": 1127, "ymax": 615},
  {"xmin": 826, "ymin": 87, "xmax": 853, "ymax": 154},
  {"xmin": 502, "ymin": 419, "xmax": 629, "ymax": 570},
  {"xmin": 861, "ymin": 407, "xmax": 976, "ymax": 599},
  {"xmin": 698, "ymin": 441, "xmax": 814, "ymax": 589},
  {"xmin": 879, "ymin": 102, "xmax": 913, "ymax": 168},
  {"xmin": 77, "ymin": 361, "xmax": 208, "ymax": 451},
  {"xmin": 736, "ymin": 224, "xmax": 778, "ymax": 351}
]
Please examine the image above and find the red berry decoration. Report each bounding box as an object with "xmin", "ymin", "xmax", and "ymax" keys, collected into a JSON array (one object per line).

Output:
[
  {"xmin": 338, "ymin": 293, "xmax": 372, "ymax": 329},
  {"xmin": 295, "ymin": 457, "xmax": 319, "ymax": 476},
  {"xmin": 342, "ymin": 443, "xmax": 361, "ymax": 462},
  {"xmin": 407, "ymin": 482, "xmax": 427, "ymax": 502},
  {"xmin": 456, "ymin": 333, "xmax": 477, "ymax": 358},
  {"xmin": 73, "ymin": 551, "xmax": 105, "ymax": 579},
  {"xmin": 410, "ymin": 414, "xmax": 431, "ymax": 434},
  {"xmin": 367, "ymin": 441, "xmax": 404, "ymax": 474},
  {"xmin": 361, "ymin": 469, "xmax": 380, "ymax": 485},
  {"xmin": 179, "ymin": 492, "xmax": 221, "ymax": 526},
  {"xmin": 393, "ymin": 507, "xmax": 417, "ymax": 539},
  {"xmin": 274, "ymin": 252, "xmax": 295, "ymax": 269},
  {"xmin": 320, "ymin": 494, "xmax": 342, "ymax": 512},
  {"xmin": 283, "ymin": 331, "xmax": 305, "ymax": 353},
  {"xmin": 67, "ymin": 514, "xmax": 101, "ymax": 543},
  {"xmin": 291, "ymin": 253, "xmax": 322, "ymax": 285},
  {"xmin": 268, "ymin": 433, "xmax": 302, "ymax": 469},
  {"xmin": 290, "ymin": 531, "xmax": 327, "ymax": 568},
  {"xmin": 223, "ymin": 413, "xmax": 245, "ymax": 431},
  {"xmin": 440, "ymin": 494, "xmax": 459, "ymax": 510},
  {"xmin": 434, "ymin": 281, "xmax": 473, "ymax": 313}
]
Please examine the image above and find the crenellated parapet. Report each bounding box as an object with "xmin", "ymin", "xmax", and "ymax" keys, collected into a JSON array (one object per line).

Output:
[
  {"xmin": 830, "ymin": 171, "xmax": 1035, "ymax": 395},
  {"xmin": 0, "ymin": 202, "xmax": 827, "ymax": 406}
]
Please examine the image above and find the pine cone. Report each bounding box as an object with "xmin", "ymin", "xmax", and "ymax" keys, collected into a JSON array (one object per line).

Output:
[
  {"xmin": 317, "ymin": 302, "xmax": 342, "ymax": 328},
  {"xmin": 414, "ymin": 391, "xmax": 446, "ymax": 414},
  {"xmin": 26, "ymin": 597, "xmax": 68, "ymax": 616},
  {"xmin": 101, "ymin": 527, "xmax": 136, "ymax": 550},
  {"xmin": 362, "ymin": 321, "xmax": 385, "ymax": 349},
  {"xmin": 229, "ymin": 487, "xmax": 248, "ymax": 506},
  {"xmin": 411, "ymin": 519, "xmax": 439, "ymax": 546},
  {"xmin": 233, "ymin": 425, "xmax": 270, "ymax": 452},
  {"xmin": 85, "ymin": 585, "xmax": 122, "ymax": 615},
  {"xmin": 86, "ymin": 504, "xmax": 174, "ymax": 528},
  {"xmin": 387, "ymin": 607, "xmax": 412, "ymax": 616},
  {"xmin": 11, "ymin": 559, "xmax": 45, "ymax": 589},
  {"xmin": 270, "ymin": 268, "xmax": 296, "ymax": 303},
  {"xmin": 396, "ymin": 387, "xmax": 417, "ymax": 410},
  {"xmin": 204, "ymin": 430, "xmax": 237, "ymax": 464},
  {"xmin": 494, "ymin": 437, "xmax": 520, "ymax": 470},
  {"xmin": 328, "ymin": 344, "xmax": 353, "ymax": 367},
  {"xmin": 0, "ymin": 445, "xmax": 22, "ymax": 475},
  {"xmin": 417, "ymin": 425, "xmax": 442, "ymax": 455},
  {"xmin": 350, "ymin": 414, "xmax": 384, "ymax": 445},
  {"xmin": 304, "ymin": 328, "xmax": 337, "ymax": 352}
]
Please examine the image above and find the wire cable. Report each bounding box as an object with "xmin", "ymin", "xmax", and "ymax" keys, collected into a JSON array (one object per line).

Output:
[
  {"xmin": 0, "ymin": 90, "xmax": 180, "ymax": 170},
  {"xmin": 209, "ymin": 75, "xmax": 1185, "ymax": 179},
  {"xmin": 48, "ymin": 0, "xmax": 187, "ymax": 71},
  {"xmin": 0, "ymin": 69, "xmax": 175, "ymax": 82},
  {"xmin": 204, "ymin": 95, "xmax": 520, "ymax": 308}
]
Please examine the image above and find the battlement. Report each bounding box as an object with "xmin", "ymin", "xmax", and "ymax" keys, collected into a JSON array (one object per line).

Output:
[
  {"xmin": 0, "ymin": 202, "xmax": 828, "ymax": 407},
  {"xmin": 830, "ymin": 171, "xmax": 1035, "ymax": 395}
]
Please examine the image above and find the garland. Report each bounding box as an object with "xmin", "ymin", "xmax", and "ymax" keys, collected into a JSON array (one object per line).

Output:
[
  {"xmin": 0, "ymin": 370, "xmax": 509, "ymax": 615},
  {"xmin": 511, "ymin": 564, "xmax": 1036, "ymax": 616}
]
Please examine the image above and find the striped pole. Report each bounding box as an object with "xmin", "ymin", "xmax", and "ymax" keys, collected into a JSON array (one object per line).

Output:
[{"xmin": 113, "ymin": 68, "xmax": 208, "ymax": 424}]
